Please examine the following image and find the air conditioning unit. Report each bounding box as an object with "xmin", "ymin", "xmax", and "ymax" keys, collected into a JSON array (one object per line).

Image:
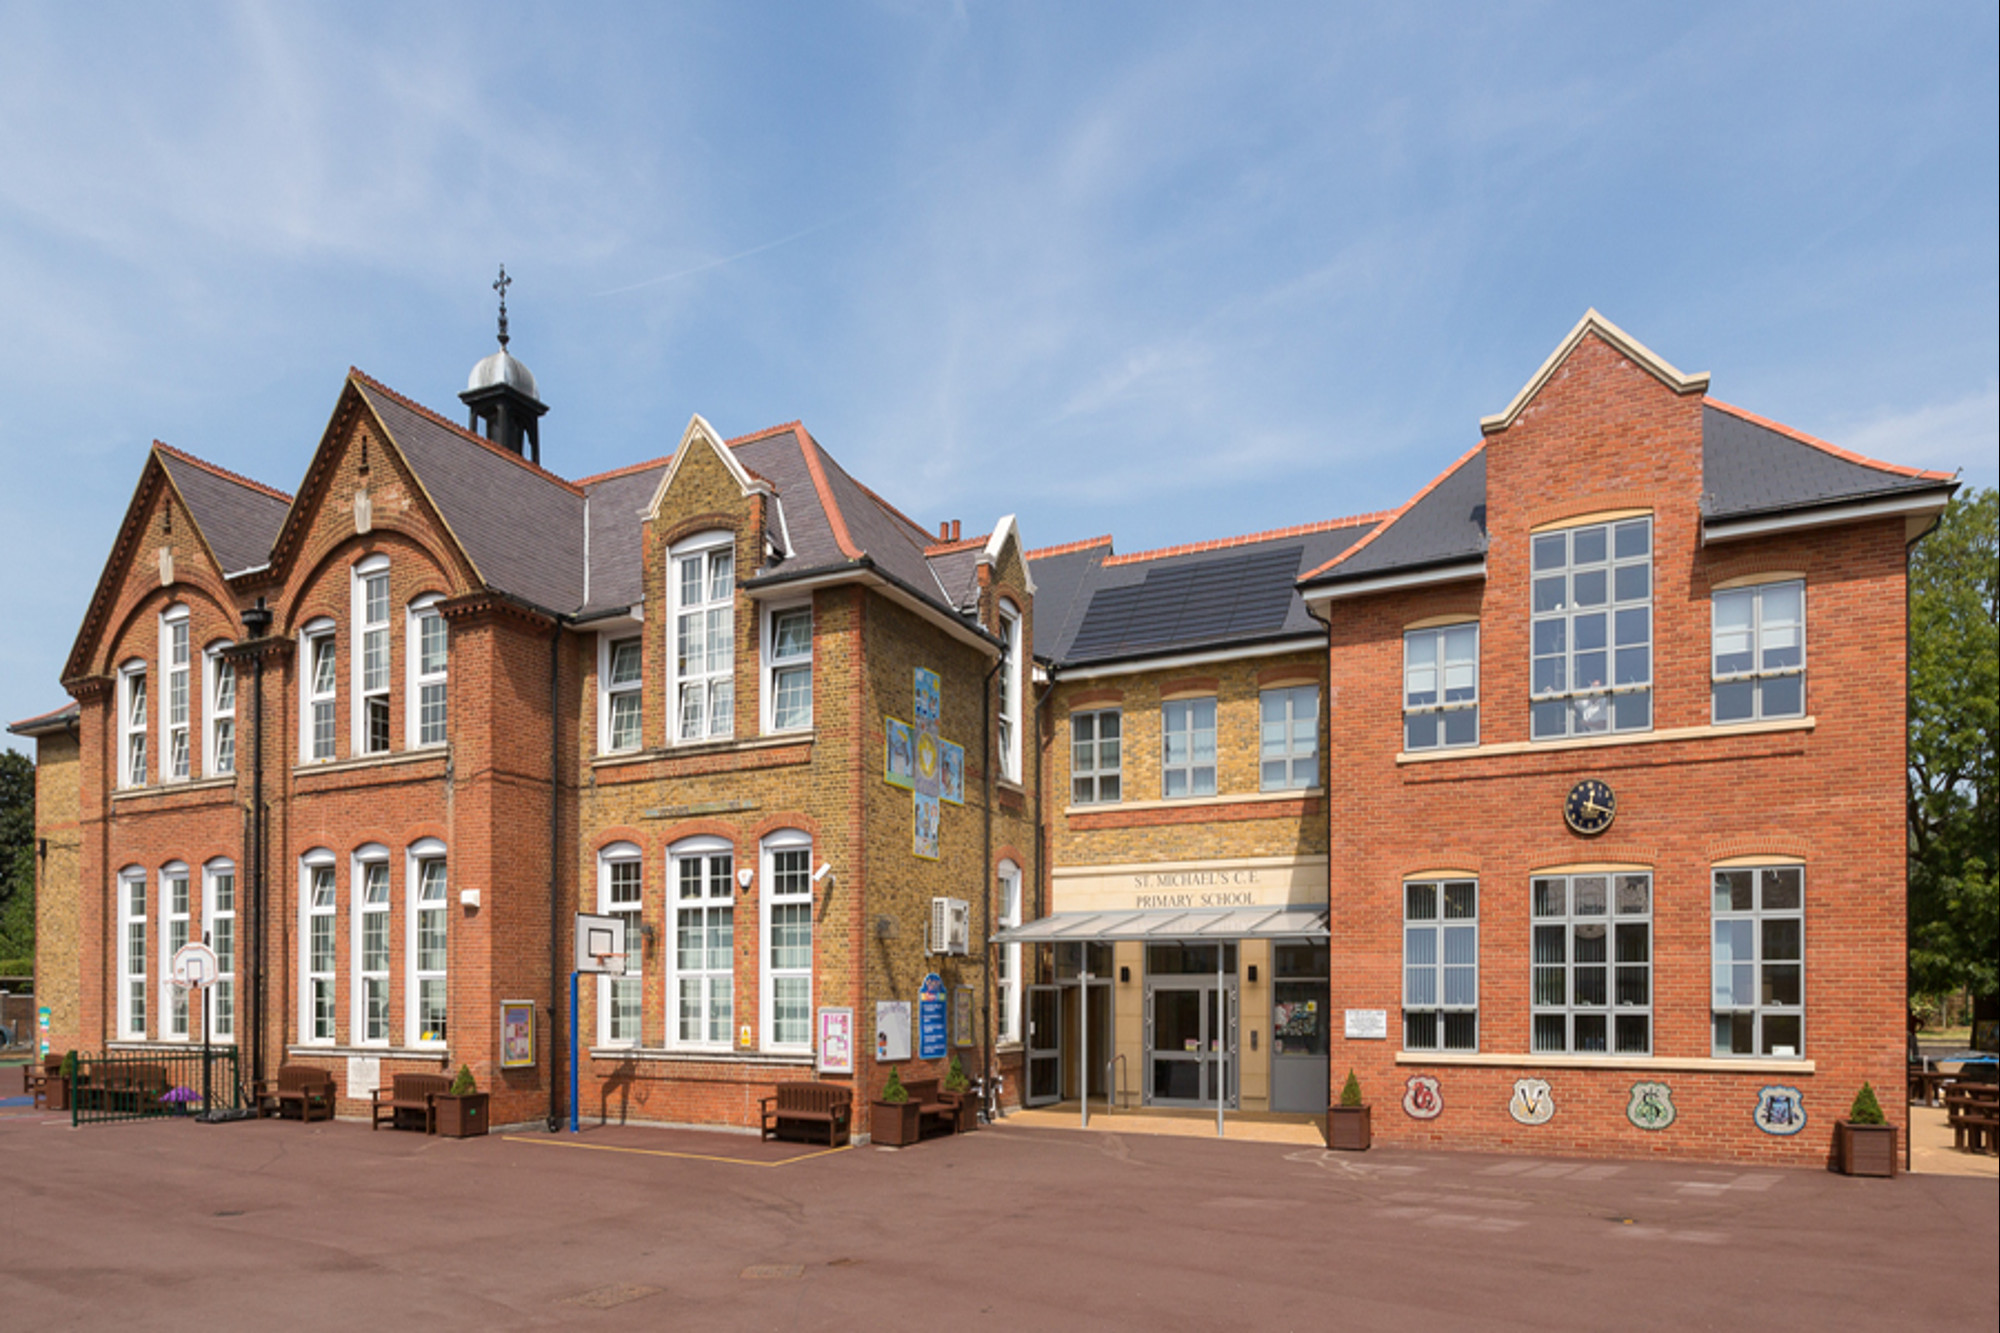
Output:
[{"xmin": 930, "ymin": 897, "xmax": 970, "ymax": 956}]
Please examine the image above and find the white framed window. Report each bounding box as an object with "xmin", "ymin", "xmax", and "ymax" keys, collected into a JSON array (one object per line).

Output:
[
  {"xmin": 119, "ymin": 660, "xmax": 149, "ymax": 788},
  {"xmin": 353, "ymin": 846, "xmax": 391, "ymax": 1046},
  {"xmin": 118, "ymin": 867, "xmax": 147, "ymax": 1038},
  {"xmin": 1070, "ymin": 709, "xmax": 1121, "ymax": 804},
  {"xmin": 408, "ymin": 841, "xmax": 448, "ymax": 1047},
  {"xmin": 997, "ymin": 600, "xmax": 1022, "ymax": 782},
  {"xmin": 206, "ymin": 644, "xmax": 236, "ymax": 777},
  {"xmin": 1713, "ymin": 581, "xmax": 1805, "ymax": 724},
  {"xmin": 997, "ymin": 860, "xmax": 1023, "ymax": 1044},
  {"xmin": 1260, "ymin": 685, "xmax": 1320, "ymax": 790},
  {"xmin": 669, "ymin": 532, "xmax": 735, "ymax": 743},
  {"xmin": 667, "ymin": 837, "xmax": 734, "ymax": 1049},
  {"xmin": 763, "ymin": 603, "xmax": 813, "ymax": 733},
  {"xmin": 204, "ymin": 859, "xmax": 236, "ymax": 1042},
  {"xmin": 596, "ymin": 843, "xmax": 644, "ymax": 1047},
  {"xmin": 599, "ymin": 634, "xmax": 644, "ymax": 754},
  {"xmin": 760, "ymin": 831, "xmax": 813, "ymax": 1052},
  {"xmin": 1712, "ymin": 865, "xmax": 1805, "ymax": 1058},
  {"xmin": 1161, "ymin": 698, "xmax": 1217, "ymax": 798},
  {"xmin": 1531, "ymin": 517, "xmax": 1652, "ymax": 739},
  {"xmin": 1531, "ymin": 872, "xmax": 1652, "ymax": 1055},
  {"xmin": 408, "ymin": 595, "xmax": 448, "ymax": 748},
  {"xmin": 300, "ymin": 851, "xmax": 337, "ymax": 1044},
  {"xmin": 161, "ymin": 862, "xmax": 191, "ymax": 1039},
  {"xmin": 161, "ymin": 605, "xmax": 191, "ymax": 782},
  {"xmin": 1403, "ymin": 879, "xmax": 1477, "ymax": 1052},
  {"xmin": 301, "ymin": 619, "xmax": 336, "ymax": 763},
  {"xmin": 353, "ymin": 556, "xmax": 391, "ymax": 755},
  {"xmin": 1404, "ymin": 625, "xmax": 1478, "ymax": 751}
]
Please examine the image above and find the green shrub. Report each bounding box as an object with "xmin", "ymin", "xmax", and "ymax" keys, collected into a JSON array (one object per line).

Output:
[
  {"xmin": 449, "ymin": 1065, "xmax": 476, "ymax": 1097},
  {"xmin": 944, "ymin": 1055, "xmax": 970, "ymax": 1093},
  {"xmin": 880, "ymin": 1068, "xmax": 909, "ymax": 1104},
  {"xmin": 60, "ymin": 1050, "xmax": 76, "ymax": 1079},
  {"xmin": 1848, "ymin": 1082, "xmax": 1886, "ymax": 1126},
  {"xmin": 1339, "ymin": 1070, "xmax": 1363, "ymax": 1107}
]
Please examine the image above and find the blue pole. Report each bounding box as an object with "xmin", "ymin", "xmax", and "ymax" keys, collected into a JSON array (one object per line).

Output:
[{"xmin": 569, "ymin": 970, "xmax": 579, "ymax": 1134}]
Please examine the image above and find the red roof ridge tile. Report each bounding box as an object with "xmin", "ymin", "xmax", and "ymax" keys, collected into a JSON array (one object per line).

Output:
[
  {"xmin": 925, "ymin": 535, "xmax": 991, "ymax": 556},
  {"xmin": 726, "ymin": 420, "xmax": 805, "ymax": 446},
  {"xmin": 347, "ymin": 368, "xmax": 585, "ymax": 496},
  {"xmin": 152, "ymin": 441, "xmax": 294, "ymax": 503},
  {"xmin": 1105, "ymin": 510, "xmax": 1392, "ymax": 569},
  {"xmin": 574, "ymin": 455, "xmax": 672, "ymax": 486},
  {"xmin": 790, "ymin": 425, "xmax": 862, "ymax": 560},
  {"xmin": 1707, "ymin": 399, "xmax": 1957, "ymax": 483},
  {"xmin": 10, "ymin": 701, "xmax": 80, "ymax": 729},
  {"xmin": 1024, "ymin": 534, "xmax": 1115, "ymax": 561},
  {"xmin": 1300, "ymin": 444, "xmax": 1484, "ymax": 583}
]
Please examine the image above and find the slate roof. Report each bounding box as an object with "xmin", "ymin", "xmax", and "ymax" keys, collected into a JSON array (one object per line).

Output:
[
  {"xmin": 155, "ymin": 445, "xmax": 292, "ymax": 576},
  {"xmin": 1299, "ymin": 447, "xmax": 1486, "ymax": 588},
  {"xmin": 1032, "ymin": 521, "xmax": 1375, "ymax": 669},
  {"xmin": 1702, "ymin": 401, "xmax": 1957, "ymax": 519},
  {"xmin": 7, "ymin": 700, "xmax": 80, "ymax": 736},
  {"xmin": 577, "ymin": 458, "xmax": 666, "ymax": 617}
]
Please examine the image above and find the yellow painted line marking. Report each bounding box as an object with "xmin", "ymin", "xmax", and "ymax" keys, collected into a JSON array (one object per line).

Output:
[{"xmin": 501, "ymin": 1134, "xmax": 853, "ymax": 1168}]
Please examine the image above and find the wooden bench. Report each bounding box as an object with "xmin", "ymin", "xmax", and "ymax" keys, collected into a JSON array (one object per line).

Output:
[
  {"xmin": 900, "ymin": 1078, "xmax": 958, "ymax": 1140},
  {"xmin": 760, "ymin": 1082, "xmax": 853, "ymax": 1146},
  {"xmin": 1944, "ymin": 1083, "xmax": 1998, "ymax": 1155},
  {"xmin": 371, "ymin": 1072, "xmax": 450, "ymax": 1134},
  {"xmin": 257, "ymin": 1063, "xmax": 336, "ymax": 1122}
]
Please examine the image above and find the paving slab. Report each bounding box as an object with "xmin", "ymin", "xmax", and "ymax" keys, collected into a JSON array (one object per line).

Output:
[{"xmin": 0, "ymin": 1110, "xmax": 1992, "ymax": 1331}]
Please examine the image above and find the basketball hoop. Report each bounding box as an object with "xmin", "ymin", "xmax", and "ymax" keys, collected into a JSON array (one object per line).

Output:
[{"xmin": 590, "ymin": 951, "xmax": 629, "ymax": 978}]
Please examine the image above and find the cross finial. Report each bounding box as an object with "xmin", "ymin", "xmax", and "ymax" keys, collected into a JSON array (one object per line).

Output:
[{"xmin": 493, "ymin": 264, "xmax": 512, "ymax": 348}]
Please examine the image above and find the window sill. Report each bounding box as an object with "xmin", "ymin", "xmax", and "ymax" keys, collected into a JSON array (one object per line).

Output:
[
  {"xmin": 1396, "ymin": 716, "xmax": 1815, "ymax": 764},
  {"xmin": 593, "ymin": 732, "xmax": 813, "ymax": 769},
  {"xmin": 1395, "ymin": 1051, "xmax": 1815, "ymax": 1075},
  {"xmin": 285, "ymin": 1043, "xmax": 447, "ymax": 1060},
  {"xmin": 111, "ymin": 775, "xmax": 236, "ymax": 802},
  {"xmin": 1065, "ymin": 788, "xmax": 1322, "ymax": 818},
  {"xmin": 586, "ymin": 1046, "xmax": 816, "ymax": 1067},
  {"xmin": 108, "ymin": 1038, "xmax": 235, "ymax": 1050},
  {"xmin": 292, "ymin": 749, "xmax": 448, "ymax": 779}
]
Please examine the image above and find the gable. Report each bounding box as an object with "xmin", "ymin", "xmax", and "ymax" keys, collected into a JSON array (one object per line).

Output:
[{"xmin": 1481, "ymin": 310, "xmax": 1709, "ymax": 437}]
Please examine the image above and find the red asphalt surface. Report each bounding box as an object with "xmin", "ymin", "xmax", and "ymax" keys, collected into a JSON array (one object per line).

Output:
[{"xmin": 1, "ymin": 1106, "xmax": 1994, "ymax": 1331}]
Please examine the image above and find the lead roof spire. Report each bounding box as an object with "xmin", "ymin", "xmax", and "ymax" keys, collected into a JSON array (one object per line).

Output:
[
  {"xmin": 494, "ymin": 263, "xmax": 512, "ymax": 349},
  {"xmin": 463, "ymin": 263, "xmax": 547, "ymax": 463}
]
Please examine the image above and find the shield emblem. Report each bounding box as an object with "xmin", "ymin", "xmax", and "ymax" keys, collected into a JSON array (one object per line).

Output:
[
  {"xmin": 1753, "ymin": 1085, "xmax": 1806, "ymax": 1136},
  {"xmin": 1626, "ymin": 1081, "xmax": 1675, "ymax": 1131},
  {"xmin": 1403, "ymin": 1074, "xmax": 1443, "ymax": 1120},
  {"xmin": 1508, "ymin": 1077, "xmax": 1554, "ymax": 1125}
]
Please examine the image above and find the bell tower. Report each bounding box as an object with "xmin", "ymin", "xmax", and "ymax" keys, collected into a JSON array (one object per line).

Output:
[{"xmin": 460, "ymin": 264, "xmax": 549, "ymax": 464}]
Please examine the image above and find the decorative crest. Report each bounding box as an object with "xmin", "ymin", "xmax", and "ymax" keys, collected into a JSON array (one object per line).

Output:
[{"xmin": 493, "ymin": 264, "xmax": 512, "ymax": 348}]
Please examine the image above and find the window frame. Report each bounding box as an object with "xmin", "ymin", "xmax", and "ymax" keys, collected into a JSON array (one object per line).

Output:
[
  {"xmin": 598, "ymin": 631, "xmax": 645, "ymax": 755},
  {"xmin": 1711, "ymin": 864, "xmax": 1806, "ymax": 1059},
  {"xmin": 668, "ymin": 531, "xmax": 736, "ymax": 745},
  {"xmin": 997, "ymin": 600, "xmax": 1023, "ymax": 783},
  {"xmin": 1711, "ymin": 580, "xmax": 1807, "ymax": 724},
  {"xmin": 759, "ymin": 830, "xmax": 814, "ymax": 1053},
  {"xmin": 1530, "ymin": 517, "xmax": 1654, "ymax": 740},
  {"xmin": 119, "ymin": 660, "xmax": 149, "ymax": 789},
  {"xmin": 206, "ymin": 643, "xmax": 236, "ymax": 778},
  {"xmin": 352, "ymin": 556, "xmax": 392, "ymax": 756},
  {"xmin": 300, "ymin": 851, "xmax": 337, "ymax": 1045},
  {"xmin": 118, "ymin": 867, "xmax": 147, "ymax": 1039},
  {"xmin": 161, "ymin": 604, "xmax": 192, "ymax": 782},
  {"xmin": 204, "ymin": 858, "xmax": 236, "ymax": 1042},
  {"xmin": 1401, "ymin": 878, "xmax": 1479, "ymax": 1053},
  {"xmin": 300, "ymin": 619, "xmax": 336, "ymax": 763},
  {"xmin": 1260, "ymin": 684, "xmax": 1320, "ymax": 790},
  {"xmin": 407, "ymin": 839, "xmax": 448, "ymax": 1049},
  {"xmin": 1403, "ymin": 624, "xmax": 1480, "ymax": 752},
  {"xmin": 351, "ymin": 845, "xmax": 392, "ymax": 1047},
  {"xmin": 997, "ymin": 860, "xmax": 1023, "ymax": 1045},
  {"xmin": 762, "ymin": 601, "xmax": 814, "ymax": 734},
  {"xmin": 665, "ymin": 836, "xmax": 735, "ymax": 1051},
  {"xmin": 408, "ymin": 594, "xmax": 448, "ymax": 749},
  {"xmin": 1530, "ymin": 871, "xmax": 1653, "ymax": 1056},
  {"xmin": 596, "ymin": 843, "xmax": 645, "ymax": 1048},
  {"xmin": 1160, "ymin": 697, "xmax": 1218, "ymax": 799},
  {"xmin": 1070, "ymin": 708, "xmax": 1122, "ymax": 805},
  {"xmin": 160, "ymin": 862, "xmax": 192, "ymax": 1040}
]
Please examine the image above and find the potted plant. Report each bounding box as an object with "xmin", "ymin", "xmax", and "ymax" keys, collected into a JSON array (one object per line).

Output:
[
  {"xmin": 1326, "ymin": 1069, "xmax": 1371, "ymax": 1151},
  {"xmin": 434, "ymin": 1065, "xmax": 490, "ymax": 1139},
  {"xmin": 1835, "ymin": 1082, "xmax": 1896, "ymax": 1177},
  {"xmin": 871, "ymin": 1068, "xmax": 920, "ymax": 1147},
  {"xmin": 46, "ymin": 1051, "xmax": 75, "ymax": 1113},
  {"xmin": 942, "ymin": 1055, "xmax": 979, "ymax": 1132}
]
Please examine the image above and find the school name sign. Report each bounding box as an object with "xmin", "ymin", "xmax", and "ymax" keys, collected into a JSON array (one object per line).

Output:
[{"xmin": 1054, "ymin": 857, "xmax": 1328, "ymax": 913}]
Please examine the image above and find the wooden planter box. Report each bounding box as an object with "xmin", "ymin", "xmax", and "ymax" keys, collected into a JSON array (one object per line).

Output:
[
  {"xmin": 943, "ymin": 1089, "xmax": 979, "ymax": 1132},
  {"xmin": 46, "ymin": 1076, "xmax": 70, "ymax": 1113},
  {"xmin": 1326, "ymin": 1104, "xmax": 1371, "ymax": 1151},
  {"xmin": 1835, "ymin": 1120, "xmax": 1897, "ymax": 1177},
  {"xmin": 871, "ymin": 1100, "xmax": 921, "ymax": 1147},
  {"xmin": 434, "ymin": 1092, "xmax": 490, "ymax": 1139}
]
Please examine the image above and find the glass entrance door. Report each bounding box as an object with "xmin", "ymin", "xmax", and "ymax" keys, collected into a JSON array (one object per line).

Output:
[
  {"xmin": 1025, "ymin": 985, "xmax": 1062, "ymax": 1106},
  {"xmin": 1145, "ymin": 980, "xmax": 1237, "ymax": 1107}
]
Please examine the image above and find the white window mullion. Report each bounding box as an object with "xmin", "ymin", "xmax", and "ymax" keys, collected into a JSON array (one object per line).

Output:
[
  {"xmin": 302, "ymin": 623, "xmax": 336, "ymax": 763},
  {"xmin": 121, "ymin": 664, "xmax": 149, "ymax": 788},
  {"xmin": 668, "ymin": 846, "xmax": 733, "ymax": 1049},
  {"xmin": 161, "ymin": 864, "xmax": 191, "ymax": 1039},
  {"xmin": 997, "ymin": 862, "xmax": 1022, "ymax": 1044},
  {"xmin": 671, "ymin": 538, "xmax": 735, "ymax": 743},
  {"xmin": 598, "ymin": 847, "xmax": 644, "ymax": 1047},
  {"xmin": 760, "ymin": 835, "xmax": 813, "ymax": 1052},
  {"xmin": 301, "ymin": 857, "xmax": 337, "ymax": 1044},
  {"xmin": 409, "ymin": 596, "xmax": 448, "ymax": 748},
  {"xmin": 763, "ymin": 604, "xmax": 813, "ymax": 733},
  {"xmin": 354, "ymin": 559, "xmax": 391, "ymax": 755},
  {"xmin": 119, "ymin": 870, "xmax": 147, "ymax": 1038},
  {"xmin": 207, "ymin": 647, "xmax": 236, "ymax": 777},
  {"xmin": 601, "ymin": 634, "xmax": 644, "ymax": 754},
  {"xmin": 205, "ymin": 861, "xmax": 236, "ymax": 1041},
  {"xmin": 409, "ymin": 848, "xmax": 448, "ymax": 1048},
  {"xmin": 162, "ymin": 607, "xmax": 190, "ymax": 782},
  {"xmin": 354, "ymin": 852, "xmax": 390, "ymax": 1046}
]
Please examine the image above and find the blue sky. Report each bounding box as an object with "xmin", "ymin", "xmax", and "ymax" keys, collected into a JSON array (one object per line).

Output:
[{"xmin": 3, "ymin": 2, "xmax": 1995, "ymax": 751}]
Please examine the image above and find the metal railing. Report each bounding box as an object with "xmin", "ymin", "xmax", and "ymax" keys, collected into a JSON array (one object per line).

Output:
[{"xmin": 67, "ymin": 1048, "xmax": 244, "ymax": 1127}]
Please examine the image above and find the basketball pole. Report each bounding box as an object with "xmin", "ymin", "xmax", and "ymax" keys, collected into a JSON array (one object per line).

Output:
[{"xmin": 569, "ymin": 967, "xmax": 580, "ymax": 1134}]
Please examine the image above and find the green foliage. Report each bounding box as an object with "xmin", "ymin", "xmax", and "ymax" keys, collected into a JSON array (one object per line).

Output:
[
  {"xmin": 60, "ymin": 1050, "xmax": 76, "ymax": 1079},
  {"xmin": 1339, "ymin": 1070, "xmax": 1363, "ymax": 1107},
  {"xmin": 1848, "ymin": 1082, "xmax": 1886, "ymax": 1126},
  {"xmin": 0, "ymin": 751, "xmax": 33, "ymax": 965},
  {"xmin": 1909, "ymin": 489, "xmax": 1999, "ymax": 999},
  {"xmin": 944, "ymin": 1055, "xmax": 970, "ymax": 1092},
  {"xmin": 449, "ymin": 1065, "xmax": 476, "ymax": 1096},
  {"xmin": 880, "ymin": 1068, "xmax": 909, "ymax": 1103}
]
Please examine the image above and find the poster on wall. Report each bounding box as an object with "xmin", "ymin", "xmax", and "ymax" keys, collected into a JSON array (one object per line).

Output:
[
  {"xmin": 501, "ymin": 999, "xmax": 536, "ymax": 1068},
  {"xmin": 1343, "ymin": 1009, "xmax": 1388, "ymax": 1040},
  {"xmin": 913, "ymin": 792, "xmax": 941, "ymax": 860},
  {"xmin": 940, "ymin": 742, "xmax": 966, "ymax": 805},
  {"xmin": 817, "ymin": 1008, "xmax": 855, "ymax": 1075},
  {"xmin": 918, "ymin": 973, "xmax": 948, "ymax": 1060},
  {"xmin": 953, "ymin": 986, "xmax": 975, "ymax": 1047},
  {"xmin": 876, "ymin": 1001, "xmax": 912, "ymax": 1062},
  {"xmin": 885, "ymin": 719, "xmax": 916, "ymax": 789}
]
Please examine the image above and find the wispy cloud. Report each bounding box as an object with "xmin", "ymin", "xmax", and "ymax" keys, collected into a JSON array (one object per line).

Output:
[{"xmin": 1835, "ymin": 386, "xmax": 2000, "ymax": 486}]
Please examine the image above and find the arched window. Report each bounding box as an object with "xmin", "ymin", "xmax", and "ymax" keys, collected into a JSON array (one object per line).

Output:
[
  {"xmin": 203, "ymin": 858, "xmax": 237, "ymax": 1042},
  {"xmin": 760, "ymin": 829, "xmax": 813, "ymax": 1052},
  {"xmin": 206, "ymin": 642, "xmax": 237, "ymax": 777},
  {"xmin": 160, "ymin": 861, "xmax": 192, "ymax": 1039},
  {"xmin": 352, "ymin": 844, "xmax": 392, "ymax": 1046},
  {"xmin": 300, "ymin": 617, "xmax": 336, "ymax": 763},
  {"xmin": 997, "ymin": 600, "xmax": 1022, "ymax": 782},
  {"xmin": 667, "ymin": 836, "xmax": 734, "ymax": 1050},
  {"xmin": 119, "ymin": 658, "xmax": 149, "ymax": 788},
  {"xmin": 597, "ymin": 842, "xmax": 644, "ymax": 1048},
  {"xmin": 668, "ymin": 531, "xmax": 735, "ymax": 743},
  {"xmin": 299, "ymin": 849, "xmax": 337, "ymax": 1044},
  {"xmin": 408, "ymin": 594, "xmax": 448, "ymax": 748},
  {"xmin": 406, "ymin": 839, "xmax": 448, "ymax": 1047},
  {"xmin": 117, "ymin": 866, "xmax": 147, "ymax": 1038},
  {"xmin": 353, "ymin": 555, "xmax": 392, "ymax": 755},
  {"xmin": 160, "ymin": 604, "xmax": 191, "ymax": 782},
  {"xmin": 996, "ymin": 860, "xmax": 1023, "ymax": 1045}
]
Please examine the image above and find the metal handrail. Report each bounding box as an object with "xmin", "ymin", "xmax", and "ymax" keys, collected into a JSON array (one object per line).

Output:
[{"xmin": 1111, "ymin": 1052, "xmax": 1128, "ymax": 1110}]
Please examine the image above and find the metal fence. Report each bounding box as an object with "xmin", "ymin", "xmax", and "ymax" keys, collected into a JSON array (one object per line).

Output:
[{"xmin": 68, "ymin": 1048, "xmax": 244, "ymax": 1127}]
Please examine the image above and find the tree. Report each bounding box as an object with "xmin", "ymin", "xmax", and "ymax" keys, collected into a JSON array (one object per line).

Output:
[
  {"xmin": 1908, "ymin": 487, "xmax": 1998, "ymax": 1002},
  {"xmin": 0, "ymin": 749, "xmax": 33, "ymax": 967}
]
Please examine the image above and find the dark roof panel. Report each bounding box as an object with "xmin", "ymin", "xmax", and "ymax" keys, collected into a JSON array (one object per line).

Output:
[
  {"xmin": 1302, "ymin": 449, "xmax": 1486, "ymax": 586},
  {"xmin": 158, "ymin": 450, "xmax": 290, "ymax": 576},
  {"xmin": 1702, "ymin": 403, "xmax": 1956, "ymax": 519},
  {"xmin": 580, "ymin": 463, "xmax": 664, "ymax": 615}
]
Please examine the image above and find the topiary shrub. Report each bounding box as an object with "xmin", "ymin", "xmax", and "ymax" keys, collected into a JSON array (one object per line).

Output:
[
  {"xmin": 1340, "ymin": 1070, "xmax": 1363, "ymax": 1107},
  {"xmin": 880, "ymin": 1068, "xmax": 909, "ymax": 1104},
  {"xmin": 944, "ymin": 1055, "xmax": 970, "ymax": 1093},
  {"xmin": 1848, "ymin": 1082, "xmax": 1886, "ymax": 1125},
  {"xmin": 60, "ymin": 1050, "xmax": 77, "ymax": 1080},
  {"xmin": 449, "ymin": 1064, "xmax": 476, "ymax": 1097}
]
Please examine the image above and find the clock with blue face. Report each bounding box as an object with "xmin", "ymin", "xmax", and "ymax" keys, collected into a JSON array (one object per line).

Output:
[{"xmin": 1564, "ymin": 779, "xmax": 1616, "ymax": 836}]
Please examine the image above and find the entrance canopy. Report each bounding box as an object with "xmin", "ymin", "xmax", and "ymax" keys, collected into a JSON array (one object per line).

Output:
[{"xmin": 991, "ymin": 905, "xmax": 1328, "ymax": 944}]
